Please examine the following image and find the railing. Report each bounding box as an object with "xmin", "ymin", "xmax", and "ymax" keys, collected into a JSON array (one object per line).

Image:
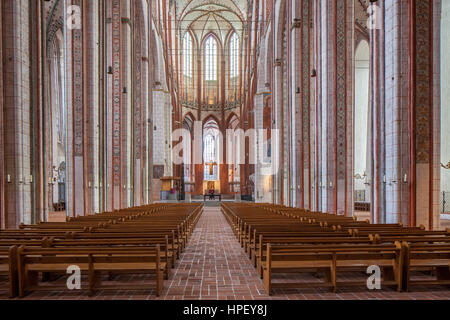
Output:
[
  {"xmin": 354, "ymin": 202, "xmax": 370, "ymax": 212},
  {"xmin": 181, "ymin": 100, "xmax": 242, "ymax": 111},
  {"xmin": 440, "ymin": 191, "xmax": 450, "ymax": 214}
]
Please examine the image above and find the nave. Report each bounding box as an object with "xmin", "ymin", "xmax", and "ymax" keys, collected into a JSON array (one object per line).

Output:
[{"xmin": 1, "ymin": 204, "xmax": 449, "ymax": 300}]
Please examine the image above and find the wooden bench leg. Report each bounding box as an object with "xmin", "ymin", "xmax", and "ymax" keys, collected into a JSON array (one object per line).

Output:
[
  {"xmin": 331, "ymin": 272, "xmax": 337, "ymax": 293},
  {"xmin": 8, "ymin": 246, "xmax": 18, "ymax": 298},
  {"xmin": 402, "ymin": 265, "xmax": 410, "ymax": 292},
  {"xmin": 88, "ymin": 270, "xmax": 100, "ymax": 297},
  {"xmin": 88, "ymin": 255, "xmax": 99, "ymax": 297},
  {"xmin": 9, "ymin": 274, "xmax": 18, "ymax": 299},
  {"xmin": 263, "ymin": 267, "xmax": 272, "ymax": 296},
  {"xmin": 17, "ymin": 268, "xmax": 25, "ymax": 298},
  {"xmin": 256, "ymin": 259, "xmax": 263, "ymax": 279},
  {"xmin": 251, "ymin": 253, "xmax": 256, "ymax": 267},
  {"xmin": 156, "ymin": 269, "xmax": 163, "ymax": 297},
  {"xmin": 394, "ymin": 265, "xmax": 403, "ymax": 292},
  {"xmin": 331, "ymin": 256, "xmax": 337, "ymax": 293},
  {"xmin": 322, "ymin": 268, "xmax": 336, "ymax": 293}
]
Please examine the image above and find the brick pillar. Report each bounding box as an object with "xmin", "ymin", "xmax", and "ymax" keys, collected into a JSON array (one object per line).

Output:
[
  {"xmin": 409, "ymin": 0, "xmax": 441, "ymax": 229},
  {"xmin": 317, "ymin": 0, "xmax": 354, "ymax": 215},
  {"xmin": 133, "ymin": 2, "xmax": 144, "ymax": 206},
  {"xmin": 2, "ymin": 0, "xmax": 33, "ymax": 226},
  {"xmin": 84, "ymin": 0, "xmax": 101, "ymax": 215},
  {"xmin": 0, "ymin": 0, "xmax": 4, "ymax": 228},
  {"xmin": 371, "ymin": 0, "xmax": 387, "ymax": 224},
  {"xmin": 111, "ymin": 0, "xmax": 122, "ymax": 210},
  {"xmin": 290, "ymin": 0, "xmax": 314, "ymax": 209},
  {"xmin": 65, "ymin": 0, "xmax": 87, "ymax": 217},
  {"xmin": 370, "ymin": 0, "xmax": 441, "ymax": 228}
]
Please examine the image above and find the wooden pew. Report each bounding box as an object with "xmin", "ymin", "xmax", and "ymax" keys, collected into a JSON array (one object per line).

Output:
[
  {"xmin": 0, "ymin": 203, "xmax": 204, "ymax": 298},
  {"xmin": 44, "ymin": 236, "xmax": 174, "ymax": 271},
  {"xmin": 17, "ymin": 245, "xmax": 165, "ymax": 297},
  {"xmin": 222, "ymin": 202, "xmax": 450, "ymax": 294},
  {"xmin": 254, "ymin": 235, "xmax": 374, "ymax": 276},
  {"xmin": 0, "ymin": 246, "xmax": 19, "ymax": 298},
  {"xmin": 263, "ymin": 243, "xmax": 404, "ymax": 295},
  {"xmin": 402, "ymin": 242, "xmax": 450, "ymax": 291}
]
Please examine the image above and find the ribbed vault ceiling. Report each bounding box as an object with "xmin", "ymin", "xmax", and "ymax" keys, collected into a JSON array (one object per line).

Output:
[{"xmin": 176, "ymin": 0, "xmax": 248, "ymax": 45}]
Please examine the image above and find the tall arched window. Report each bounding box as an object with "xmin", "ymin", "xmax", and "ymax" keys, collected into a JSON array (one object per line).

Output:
[
  {"xmin": 204, "ymin": 134, "xmax": 218, "ymax": 180},
  {"xmin": 354, "ymin": 40, "xmax": 371, "ymax": 209},
  {"xmin": 203, "ymin": 120, "xmax": 220, "ymax": 181},
  {"xmin": 183, "ymin": 32, "xmax": 193, "ymax": 77},
  {"xmin": 204, "ymin": 135, "xmax": 216, "ymax": 164},
  {"xmin": 205, "ymin": 36, "xmax": 217, "ymax": 81},
  {"xmin": 229, "ymin": 33, "xmax": 239, "ymax": 78}
]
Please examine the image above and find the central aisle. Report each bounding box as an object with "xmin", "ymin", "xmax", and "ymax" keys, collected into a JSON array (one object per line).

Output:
[{"xmin": 164, "ymin": 206, "xmax": 270, "ymax": 300}]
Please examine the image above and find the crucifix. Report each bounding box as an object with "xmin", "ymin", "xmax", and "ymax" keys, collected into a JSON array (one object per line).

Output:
[{"xmin": 205, "ymin": 161, "xmax": 217, "ymax": 176}]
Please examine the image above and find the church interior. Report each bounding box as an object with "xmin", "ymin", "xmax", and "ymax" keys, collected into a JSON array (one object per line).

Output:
[{"xmin": 0, "ymin": 0, "xmax": 450, "ymax": 301}]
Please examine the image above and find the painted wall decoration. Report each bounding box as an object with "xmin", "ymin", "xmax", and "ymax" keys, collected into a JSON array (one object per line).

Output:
[
  {"xmin": 415, "ymin": 0, "xmax": 432, "ymax": 164},
  {"xmin": 112, "ymin": 0, "xmax": 122, "ymax": 186}
]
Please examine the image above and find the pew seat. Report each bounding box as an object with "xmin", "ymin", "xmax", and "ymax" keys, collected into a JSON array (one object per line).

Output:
[
  {"xmin": 402, "ymin": 242, "xmax": 450, "ymax": 291},
  {"xmin": 262, "ymin": 243, "xmax": 403, "ymax": 294},
  {"xmin": 17, "ymin": 245, "xmax": 166, "ymax": 297},
  {"xmin": 0, "ymin": 246, "xmax": 18, "ymax": 298}
]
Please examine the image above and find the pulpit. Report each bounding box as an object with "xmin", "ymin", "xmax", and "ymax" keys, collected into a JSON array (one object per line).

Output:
[{"xmin": 160, "ymin": 176, "xmax": 181, "ymax": 201}]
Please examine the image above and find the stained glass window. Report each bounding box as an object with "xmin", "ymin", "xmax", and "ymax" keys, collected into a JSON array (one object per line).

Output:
[
  {"xmin": 205, "ymin": 36, "xmax": 217, "ymax": 81},
  {"xmin": 183, "ymin": 32, "xmax": 193, "ymax": 77},
  {"xmin": 229, "ymin": 33, "xmax": 239, "ymax": 78}
]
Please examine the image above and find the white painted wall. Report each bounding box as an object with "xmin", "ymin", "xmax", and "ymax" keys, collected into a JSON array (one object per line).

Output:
[
  {"xmin": 354, "ymin": 41, "xmax": 370, "ymax": 195},
  {"xmin": 440, "ymin": 2, "xmax": 450, "ymax": 193}
]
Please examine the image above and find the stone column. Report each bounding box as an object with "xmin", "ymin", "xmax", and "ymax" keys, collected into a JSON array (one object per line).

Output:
[
  {"xmin": 85, "ymin": 0, "xmax": 101, "ymax": 214},
  {"xmin": 317, "ymin": 0, "xmax": 354, "ymax": 215},
  {"xmin": 254, "ymin": 88, "xmax": 265, "ymax": 202},
  {"xmin": 152, "ymin": 88, "xmax": 167, "ymax": 199},
  {"xmin": 371, "ymin": 0, "xmax": 387, "ymax": 223},
  {"xmin": 2, "ymin": 0, "xmax": 33, "ymax": 226},
  {"xmin": 111, "ymin": 0, "xmax": 122, "ymax": 210},
  {"xmin": 380, "ymin": 0, "xmax": 410, "ymax": 225},
  {"xmin": 0, "ymin": 0, "xmax": 3, "ymax": 227},
  {"xmin": 290, "ymin": 0, "xmax": 314, "ymax": 209},
  {"xmin": 409, "ymin": 0, "xmax": 441, "ymax": 229}
]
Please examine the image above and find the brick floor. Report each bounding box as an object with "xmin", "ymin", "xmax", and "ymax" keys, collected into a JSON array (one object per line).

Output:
[{"xmin": 1, "ymin": 206, "xmax": 449, "ymax": 300}]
